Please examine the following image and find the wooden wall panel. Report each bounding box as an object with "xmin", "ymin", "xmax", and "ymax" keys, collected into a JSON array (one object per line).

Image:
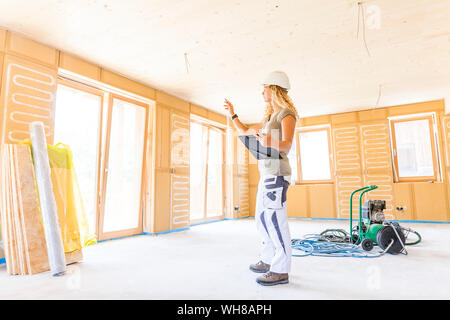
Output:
[
  {"xmin": 0, "ymin": 54, "xmax": 57, "ymax": 144},
  {"xmin": 0, "ymin": 52, "xmax": 3, "ymax": 260},
  {"xmin": 153, "ymin": 171, "xmax": 171, "ymax": 232},
  {"xmin": 169, "ymin": 109, "xmax": 190, "ymax": 229},
  {"xmin": 248, "ymin": 163, "xmax": 259, "ymax": 217},
  {"xmin": 236, "ymin": 137, "xmax": 249, "ymax": 217},
  {"xmin": 358, "ymin": 109, "xmax": 387, "ymax": 122},
  {"xmin": 154, "ymin": 105, "xmax": 170, "ymax": 169},
  {"xmin": 392, "ymin": 183, "xmax": 415, "ymax": 220},
  {"xmin": 101, "ymin": 69, "xmax": 155, "ymax": 100},
  {"xmin": 309, "ymin": 184, "xmax": 336, "ymax": 218},
  {"xmin": 387, "ymin": 100, "xmax": 444, "ymax": 116},
  {"xmin": 0, "ymin": 29, "xmax": 6, "ymax": 52},
  {"xmin": 332, "ymin": 125, "xmax": 363, "ymax": 218},
  {"xmin": 6, "ymin": 32, "xmax": 58, "ymax": 69},
  {"xmin": 441, "ymin": 116, "xmax": 450, "ymax": 217},
  {"xmin": 286, "ymin": 185, "xmax": 309, "ymax": 217},
  {"xmin": 359, "ymin": 121, "xmax": 395, "ymax": 217},
  {"xmin": 190, "ymin": 103, "xmax": 208, "ymax": 118},
  {"xmin": 207, "ymin": 110, "xmax": 227, "ymax": 126},
  {"xmin": 59, "ymin": 52, "xmax": 101, "ymax": 81},
  {"xmin": 301, "ymin": 114, "xmax": 331, "ymax": 127},
  {"xmin": 153, "ymin": 104, "xmax": 171, "ymax": 232},
  {"xmin": 156, "ymin": 90, "xmax": 189, "ymax": 113},
  {"xmin": 0, "ymin": 53, "xmax": 3, "ymax": 89},
  {"xmin": 413, "ymin": 183, "xmax": 449, "ymax": 221}
]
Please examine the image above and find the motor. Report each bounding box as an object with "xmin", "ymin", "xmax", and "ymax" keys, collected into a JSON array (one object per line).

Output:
[{"xmin": 350, "ymin": 186, "xmax": 407, "ymax": 255}]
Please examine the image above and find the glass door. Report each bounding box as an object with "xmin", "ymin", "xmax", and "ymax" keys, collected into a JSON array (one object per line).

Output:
[
  {"xmin": 206, "ymin": 127, "xmax": 224, "ymax": 218},
  {"xmin": 190, "ymin": 119, "xmax": 225, "ymax": 222},
  {"xmin": 189, "ymin": 121, "xmax": 208, "ymax": 220},
  {"xmin": 54, "ymin": 81, "xmax": 103, "ymax": 236},
  {"xmin": 98, "ymin": 94, "xmax": 148, "ymax": 240}
]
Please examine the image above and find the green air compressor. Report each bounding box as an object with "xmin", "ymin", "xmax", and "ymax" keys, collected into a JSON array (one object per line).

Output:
[{"xmin": 349, "ymin": 186, "xmax": 406, "ymax": 254}]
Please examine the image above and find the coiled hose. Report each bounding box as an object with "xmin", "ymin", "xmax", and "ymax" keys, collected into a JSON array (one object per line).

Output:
[{"xmin": 291, "ymin": 226, "xmax": 421, "ymax": 258}]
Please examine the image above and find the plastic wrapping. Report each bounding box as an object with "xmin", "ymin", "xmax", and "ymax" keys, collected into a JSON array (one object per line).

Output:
[
  {"xmin": 18, "ymin": 140, "xmax": 97, "ymax": 254},
  {"xmin": 30, "ymin": 122, "xmax": 66, "ymax": 276},
  {"xmin": 47, "ymin": 143, "xmax": 97, "ymax": 252}
]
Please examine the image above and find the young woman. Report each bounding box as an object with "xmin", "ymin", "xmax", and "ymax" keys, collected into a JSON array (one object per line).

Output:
[{"xmin": 224, "ymin": 71, "xmax": 298, "ymax": 286}]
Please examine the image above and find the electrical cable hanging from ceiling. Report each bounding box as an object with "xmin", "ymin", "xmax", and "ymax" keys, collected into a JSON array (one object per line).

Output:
[
  {"xmin": 375, "ymin": 84, "xmax": 382, "ymax": 108},
  {"xmin": 184, "ymin": 52, "xmax": 191, "ymax": 74},
  {"xmin": 357, "ymin": 1, "xmax": 371, "ymax": 57}
]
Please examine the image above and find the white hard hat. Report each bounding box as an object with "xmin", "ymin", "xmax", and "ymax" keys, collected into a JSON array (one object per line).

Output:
[{"xmin": 262, "ymin": 71, "xmax": 291, "ymax": 90}]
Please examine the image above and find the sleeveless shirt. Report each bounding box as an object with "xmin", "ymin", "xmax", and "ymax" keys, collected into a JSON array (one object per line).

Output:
[{"xmin": 258, "ymin": 108, "xmax": 297, "ymax": 176}]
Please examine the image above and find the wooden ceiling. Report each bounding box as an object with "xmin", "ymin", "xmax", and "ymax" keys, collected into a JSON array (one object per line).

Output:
[{"xmin": 0, "ymin": 0, "xmax": 448, "ymax": 122}]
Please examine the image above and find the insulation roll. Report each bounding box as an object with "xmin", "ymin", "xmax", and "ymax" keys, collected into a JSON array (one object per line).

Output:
[{"xmin": 29, "ymin": 122, "xmax": 66, "ymax": 276}]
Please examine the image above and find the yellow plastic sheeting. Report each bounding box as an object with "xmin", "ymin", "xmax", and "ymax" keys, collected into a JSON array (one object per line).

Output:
[
  {"xmin": 48, "ymin": 143, "xmax": 97, "ymax": 252},
  {"xmin": 21, "ymin": 141, "xmax": 97, "ymax": 253}
]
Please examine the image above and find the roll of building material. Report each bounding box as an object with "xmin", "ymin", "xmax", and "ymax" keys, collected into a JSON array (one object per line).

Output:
[{"xmin": 29, "ymin": 122, "xmax": 66, "ymax": 276}]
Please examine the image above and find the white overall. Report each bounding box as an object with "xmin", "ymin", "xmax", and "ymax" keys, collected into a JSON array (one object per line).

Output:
[{"xmin": 255, "ymin": 174, "xmax": 292, "ymax": 274}]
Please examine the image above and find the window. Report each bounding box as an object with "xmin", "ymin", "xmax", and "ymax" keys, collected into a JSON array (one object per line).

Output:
[
  {"xmin": 190, "ymin": 118, "xmax": 225, "ymax": 222},
  {"xmin": 54, "ymin": 82, "xmax": 103, "ymax": 236},
  {"xmin": 295, "ymin": 126, "xmax": 333, "ymax": 184},
  {"xmin": 390, "ymin": 114, "xmax": 440, "ymax": 182},
  {"xmin": 54, "ymin": 77, "xmax": 151, "ymax": 241},
  {"xmin": 286, "ymin": 140, "xmax": 297, "ymax": 184}
]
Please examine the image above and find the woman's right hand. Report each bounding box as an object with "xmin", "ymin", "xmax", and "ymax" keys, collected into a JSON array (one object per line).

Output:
[{"xmin": 224, "ymin": 99, "xmax": 235, "ymax": 117}]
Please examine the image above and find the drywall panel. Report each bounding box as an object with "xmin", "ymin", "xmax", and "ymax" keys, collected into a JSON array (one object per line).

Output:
[
  {"xmin": 59, "ymin": 52, "xmax": 101, "ymax": 81},
  {"xmin": 0, "ymin": 54, "xmax": 57, "ymax": 144},
  {"xmin": 156, "ymin": 90, "xmax": 189, "ymax": 113},
  {"xmin": 190, "ymin": 103, "xmax": 208, "ymax": 118},
  {"xmin": 309, "ymin": 184, "xmax": 336, "ymax": 218},
  {"xmin": 413, "ymin": 183, "xmax": 449, "ymax": 221},
  {"xmin": 286, "ymin": 185, "xmax": 309, "ymax": 218},
  {"xmin": 101, "ymin": 69, "xmax": 155, "ymax": 99},
  {"xmin": 6, "ymin": 32, "xmax": 58, "ymax": 68},
  {"xmin": 169, "ymin": 109, "xmax": 190, "ymax": 229},
  {"xmin": 392, "ymin": 183, "xmax": 415, "ymax": 221}
]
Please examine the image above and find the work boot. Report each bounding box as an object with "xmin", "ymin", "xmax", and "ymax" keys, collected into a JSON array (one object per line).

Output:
[
  {"xmin": 249, "ymin": 260, "xmax": 270, "ymax": 273},
  {"xmin": 256, "ymin": 271, "xmax": 289, "ymax": 286}
]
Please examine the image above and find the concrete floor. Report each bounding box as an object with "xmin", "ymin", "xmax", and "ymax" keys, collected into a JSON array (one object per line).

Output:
[{"xmin": 0, "ymin": 218, "xmax": 449, "ymax": 299}]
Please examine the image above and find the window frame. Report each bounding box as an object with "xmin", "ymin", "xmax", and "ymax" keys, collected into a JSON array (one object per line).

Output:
[
  {"xmin": 56, "ymin": 75, "xmax": 153, "ymax": 241},
  {"xmin": 294, "ymin": 125, "xmax": 334, "ymax": 185},
  {"xmin": 389, "ymin": 113, "xmax": 439, "ymax": 183}
]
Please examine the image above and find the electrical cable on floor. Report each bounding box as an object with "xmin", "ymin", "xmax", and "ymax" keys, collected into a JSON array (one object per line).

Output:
[
  {"xmin": 291, "ymin": 225, "xmax": 421, "ymax": 258},
  {"xmin": 291, "ymin": 235, "xmax": 383, "ymax": 258}
]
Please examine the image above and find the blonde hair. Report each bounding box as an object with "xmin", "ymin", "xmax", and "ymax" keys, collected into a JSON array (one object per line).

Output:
[{"xmin": 263, "ymin": 85, "xmax": 299, "ymax": 123}]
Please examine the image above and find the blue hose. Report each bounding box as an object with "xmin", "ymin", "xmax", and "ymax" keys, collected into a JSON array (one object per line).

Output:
[{"xmin": 291, "ymin": 236, "xmax": 383, "ymax": 258}]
